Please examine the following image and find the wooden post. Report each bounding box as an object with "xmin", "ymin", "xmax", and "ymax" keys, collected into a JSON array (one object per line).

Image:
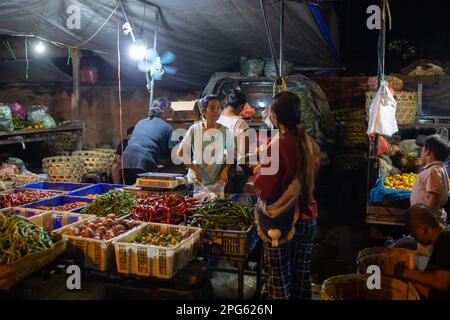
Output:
[{"xmin": 71, "ymin": 48, "xmax": 80, "ymax": 121}]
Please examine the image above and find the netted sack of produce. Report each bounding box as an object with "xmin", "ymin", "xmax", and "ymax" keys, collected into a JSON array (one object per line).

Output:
[
  {"xmin": 28, "ymin": 105, "xmax": 57, "ymax": 128},
  {"xmin": 0, "ymin": 104, "xmax": 14, "ymax": 132},
  {"xmin": 264, "ymin": 59, "xmax": 294, "ymax": 80},
  {"xmin": 240, "ymin": 57, "xmax": 265, "ymax": 78}
]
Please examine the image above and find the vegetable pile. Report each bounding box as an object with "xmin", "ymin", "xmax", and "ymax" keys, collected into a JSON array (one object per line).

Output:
[
  {"xmin": 81, "ymin": 189, "xmax": 138, "ymax": 217},
  {"xmin": 134, "ymin": 229, "xmax": 190, "ymax": 247},
  {"xmin": 0, "ymin": 212, "xmax": 54, "ymax": 265},
  {"xmin": 0, "ymin": 190, "xmax": 60, "ymax": 208},
  {"xmin": 64, "ymin": 214, "xmax": 140, "ymax": 240},
  {"xmin": 187, "ymin": 198, "xmax": 254, "ymax": 231},
  {"xmin": 131, "ymin": 193, "xmax": 200, "ymax": 225},
  {"xmin": 36, "ymin": 202, "xmax": 87, "ymax": 211}
]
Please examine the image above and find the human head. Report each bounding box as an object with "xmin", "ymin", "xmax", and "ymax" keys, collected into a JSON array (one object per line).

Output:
[
  {"xmin": 149, "ymin": 97, "xmax": 172, "ymax": 119},
  {"xmin": 417, "ymin": 134, "xmax": 450, "ymax": 164},
  {"xmin": 225, "ymin": 89, "xmax": 247, "ymax": 115},
  {"xmin": 270, "ymin": 91, "xmax": 301, "ymax": 130},
  {"xmin": 126, "ymin": 126, "xmax": 134, "ymax": 139},
  {"xmin": 405, "ymin": 204, "xmax": 443, "ymax": 246},
  {"xmin": 200, "ymin": 95, "xmax": 221, "ymax": 123}
]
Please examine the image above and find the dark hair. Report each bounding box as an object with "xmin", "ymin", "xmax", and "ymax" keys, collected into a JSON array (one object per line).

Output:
[
  {"xmin": 149, "ymin": 97, "xmax": 171, "ymax": 119},
  {"xmin": 226, "ymin": 89, "xmax": 246, "ymax": 110},
  {"xmin": 424, "ymin": 134, "xmax": 450, "ymax": 161},
  {"xmin": 201, "ymin": 95, "xmax": 221, "ymax": 109},
  {"xmin": 270, "ymin": 91, "xmax": 316, "ymax": 205},
  {"xmin": 405, "ymin": 204, "xmax": 441, "ymax": 229},
  {"xmin": 127, "ymin": 127, "xmax": 134, "ymax": 135}
]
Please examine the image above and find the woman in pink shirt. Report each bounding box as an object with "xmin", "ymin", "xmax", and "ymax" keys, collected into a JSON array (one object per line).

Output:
[{"xmin": 254, "ymin": 92, "xmax": 320, "ymax": 300}]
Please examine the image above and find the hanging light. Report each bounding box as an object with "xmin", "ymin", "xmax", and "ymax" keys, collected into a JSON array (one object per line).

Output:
[
  {"xmin": 34, "ymin": 41, "xmax": 46, "ymax": 54},
  {"xmin": 129, "ymin": 40, "xmax": 146, "ymax": 60}
]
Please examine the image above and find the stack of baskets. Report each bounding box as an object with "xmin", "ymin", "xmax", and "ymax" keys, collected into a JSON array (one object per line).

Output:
[
  {"xmin": 93, "ymin": 149, "xmax": 116, "ymax": 175},
  {"xmin": 48, "ymin": 132, "xmax": 75, "ymax": 156},
  {"xmin": 72, "ymin": 150, "xmax": 111, "ymax": 174},
  {"xmin": 42, "ymin": 156, "xmax": 86, "ymax": 182},
  {"xmin": 365, "ymin": 91, "xmax": 417, "ymax": 125}
]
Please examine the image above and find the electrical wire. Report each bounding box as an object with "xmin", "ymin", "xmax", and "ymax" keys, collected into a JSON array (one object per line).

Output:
[
  {"xmin": 117, "ymin": 6, "xmax": 125, "ymax": 185},
  {"xmin": 25, "ymin": 36, "xmax": 29, "ymax": 79}
]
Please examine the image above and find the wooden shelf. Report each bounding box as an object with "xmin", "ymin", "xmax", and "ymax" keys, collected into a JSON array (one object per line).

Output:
[{"xmin": 0, "ymin": 125, "xmax": 84, "ymax": 146}]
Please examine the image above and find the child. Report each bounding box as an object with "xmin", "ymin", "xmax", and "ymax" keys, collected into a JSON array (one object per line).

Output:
[{"xmin": 411, "ymin": 134, "xmax": 450, "ymax": 225}]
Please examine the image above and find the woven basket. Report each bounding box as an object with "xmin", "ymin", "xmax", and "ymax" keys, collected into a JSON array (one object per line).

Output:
[
  {"xmin": 42, "ymin": 156, "xmax": 86, "ymax": 182},
  {"xmin": 72, "ymin": 150, "xmax": 110, "ymax": 173},
  {"xmin": 356, "ymin": 247, "xmax": 418, "ymax": 275},
  {"xmin": 48, "ymin": 132, "xmax": 75, "ymax": 155},
  {"xmin": 92, "ymin": 149, "xmax": 116, "ymax": 174},
  {"xmin": 365, "ymin": 91, "xmax": 417, "ymax": 125}
]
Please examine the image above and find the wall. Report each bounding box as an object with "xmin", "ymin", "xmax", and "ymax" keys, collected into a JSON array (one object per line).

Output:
[{"xmin": 0, "ymin": 85, "xmax": 198, "ymax": 149}]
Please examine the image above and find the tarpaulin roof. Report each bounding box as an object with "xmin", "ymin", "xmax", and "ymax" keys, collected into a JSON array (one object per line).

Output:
[{"xmin": 0, "ymin": 0, "xmax": 341, "ymax": 90}]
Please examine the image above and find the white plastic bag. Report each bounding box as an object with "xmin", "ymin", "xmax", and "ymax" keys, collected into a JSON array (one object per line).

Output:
[
  {"xmin": 193, "ymin": 182, "xmax": 225, "ymax": 201},
  {"xmin": 367, "ymin": 81, "xmax": 398, "ymax": 137}
]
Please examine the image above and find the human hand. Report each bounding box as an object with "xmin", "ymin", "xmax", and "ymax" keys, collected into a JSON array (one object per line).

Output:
[{"xmin": 219, "ymin": 167, "xmax": 229, "ymax": 184}]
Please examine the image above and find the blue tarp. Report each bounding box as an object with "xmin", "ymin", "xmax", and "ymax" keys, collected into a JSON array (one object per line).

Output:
[{"xmin": 370, "ymin": 177, "xmax": 412, "ymax": 204}]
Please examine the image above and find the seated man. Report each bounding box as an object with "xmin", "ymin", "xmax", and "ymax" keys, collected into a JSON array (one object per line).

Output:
[
  {"xmin": 111, "ymin": 126, "xmax": 134, "ymax": 184},
  {"xmin": 395, "ymin": 204, "xmax": 450, "ymax": 300}
]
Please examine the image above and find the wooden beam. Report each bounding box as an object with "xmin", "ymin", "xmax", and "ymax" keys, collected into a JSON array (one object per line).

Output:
[{"xmin": 70, "ymin": 48, "xmax": 80, "ymax": 121}]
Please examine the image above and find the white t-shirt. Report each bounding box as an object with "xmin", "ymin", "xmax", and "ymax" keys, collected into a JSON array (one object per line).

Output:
[{"xmin": 217, "ymin": 115, "xmax": 249, "ymax": 163}]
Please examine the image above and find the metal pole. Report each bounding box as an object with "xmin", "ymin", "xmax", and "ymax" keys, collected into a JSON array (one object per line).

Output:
[
  {"xmin": 279, "ymin": 0, "xmax": 284, "ymax": 77},
  {"xmin": 259, "ymin": 0, "xmax": 280, "ymax": 79},
  {"xmin": 148, "ymin": 8, "xmax": 159, "ymax": 116}
]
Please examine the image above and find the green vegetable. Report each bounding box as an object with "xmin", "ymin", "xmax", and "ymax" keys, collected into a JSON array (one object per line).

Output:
[
  {"xmin": 0, "ymin": 212, "xmax": 53, "ymax": 265},
  {"xmin": 81, "ymin": 189, "xmax": 138, "ymax": 217},
  {"xmin": 12, "ymin": 116, "xmax": 31, "ymax": 130},
  {"xmin": 134, "ymin": 230, "xmax": 189, "ymax": 247},
  {"xmin": 187, "ymin": 198, "xmax": 254, "ymax": 231}
]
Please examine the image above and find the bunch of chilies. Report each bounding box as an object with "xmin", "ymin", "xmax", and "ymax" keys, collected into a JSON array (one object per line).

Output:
[{"xmin": 131, "ymin": 193, "xmax": 199, "ymax": 225}]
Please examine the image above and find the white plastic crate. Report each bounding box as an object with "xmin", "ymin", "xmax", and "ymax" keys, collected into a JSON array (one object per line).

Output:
[
  {"xmin": 62, "ymin": 219, "xmax": 143, "ymax": 271},
  {"xmin": 28, "ymin": 211, "xmax": 95, "ymax": 233},
  {"xmin": 112, "ymin": 222, "xmax": 202, "ymax": 279},
  {"xmin": 0, "ymin": 207, "xmax": 49, "ymax": 218}
]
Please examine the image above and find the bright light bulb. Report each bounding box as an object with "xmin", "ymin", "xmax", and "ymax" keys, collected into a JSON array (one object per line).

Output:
[
  {"xmin": 258, "ymin": 101, "xmax": 266, "ymax": 108},
  {"xmin": 129, "ymin": 41, "xmax": 146, "ymax": 60},
  {"xmin": 35, "ymin": 41, "xmax": 46, "ymax": 54}
]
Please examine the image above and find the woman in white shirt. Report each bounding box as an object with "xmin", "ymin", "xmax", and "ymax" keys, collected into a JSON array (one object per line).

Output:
[{"xmin": 217, "ymin": 89, "xmax": 251, "ymax": 193}]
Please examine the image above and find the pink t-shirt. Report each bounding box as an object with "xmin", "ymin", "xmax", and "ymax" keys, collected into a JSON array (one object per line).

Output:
[{"xmin": 411, "ymin": 161, "xmax": 449, "ymax": 222}]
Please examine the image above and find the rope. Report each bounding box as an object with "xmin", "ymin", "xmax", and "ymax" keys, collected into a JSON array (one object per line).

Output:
[
  {"xmin": 259, "ymin": 0, "xmax": 281, "ymax": 80},
  {"xmin": 273, "ymin": 78, "xmax": 287, "ymax": 97},
  {"xmin": 25, "ymin": 36, "xmax": 29, "ymax": 79},
  {"xmin": 117, "ymin": 7, "xmax": 125, "ymax": 185}
]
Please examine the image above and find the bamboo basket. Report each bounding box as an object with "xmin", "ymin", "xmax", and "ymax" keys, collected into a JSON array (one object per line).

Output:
[
  {"xmin": 42, "ymin": 156, "xmax": 86, "ymax": 183},
  {"xmin": 72, "ymin": 151, "xmax": 110, "ymax": 174},
  {"xmin": 356, "ymin": 247, "xmax": 419, "ymax": 275},
  {"xmin": 365, "ymin": 91, "xmax": 417, "ymax": 125},
  {"xmin": 48, "ymin": 132, "xmax": 75, "ymax": 156},
  {"xmin": 321, "ymin": 274, "xmax": 419, "ymax": 300},
  {"xmin": 92, "ymin": 149, "xmax": 116, "ymax": 174}
]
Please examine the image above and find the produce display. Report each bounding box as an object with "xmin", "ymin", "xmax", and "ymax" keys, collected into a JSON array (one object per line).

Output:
[
  {"xmin": 131, "ymin": 193, "xmax": 200, "ymax": 225},
  {"xmin": 81, "ymin": 189, "xmax": 138, "ymax": 217},
  {"xmin": 64, "ymin": 214, "xmax": 141, "ymax": 240},
  {"xmin": 384, "ymin": 173, "xmax": 417, "ymax": 190},
  {"xmin": 0, "ymin": 212, "xmax": 53, "ymax": 264},
  {"xmin": 36, "ymin": 202, "xmax": 88, "ymax": 211},
  {"xmin": 187, "ymin": 198, "xmax": 254, "ymax": 231},
  {"xmin": 0, "ymin": 190, "xmax": 60, "ymax": 208},
  {"xmin": 134, "ymin": 229, "xmax": 190, "ymax": 247}
]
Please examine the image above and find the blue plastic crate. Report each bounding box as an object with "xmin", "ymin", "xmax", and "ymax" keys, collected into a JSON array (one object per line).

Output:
[
  {"xmin": 20, "ymin": 196, "xmax": 94, "ymax": 212},
  {"xmin": 67, "ymin": 183, "xmax": 124, "ymax": 198},
  {"xmin": 16, "ymin": 182, "xmax": 92, "ymax": 192}
]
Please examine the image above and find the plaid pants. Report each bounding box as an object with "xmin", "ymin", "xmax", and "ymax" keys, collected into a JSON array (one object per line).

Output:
[{"xmin": 263, "ymin": 219, "xmax": 317, "ymax": 300}]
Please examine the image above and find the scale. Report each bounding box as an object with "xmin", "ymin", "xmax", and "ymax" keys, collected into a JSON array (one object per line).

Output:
[{"xmin": 136, "ymin": 172, "xmax": 186, "ymax": 190}]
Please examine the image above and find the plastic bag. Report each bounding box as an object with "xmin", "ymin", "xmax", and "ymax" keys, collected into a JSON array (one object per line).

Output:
[
  {"xmin": 10, "ymin": 102, "xmax": 27, "ymax": 120},
  {"xmin": 6, "ymin": 157, "xmax": 25, "ymax": 172},
  {"xmin": 240, "ymin": 57, "xmax": 265, "ymax": 78},
  {"xmin": 264, "ymin": 59, "xmax": 294, "ymax": 80},
  {"xmin": 193, "ymin": 182, "xmax": 225, "ymax": 201},
  {"xmin": 28, "ymin": 105, "xmax": 56, "ymax": 128},
  {"xmin": 0, "ymin": 104, "xmax": 14, "ymax": 132},
  {"xmin": 367, "ymin": 81, "xmax": 398, "ymax": 137}
]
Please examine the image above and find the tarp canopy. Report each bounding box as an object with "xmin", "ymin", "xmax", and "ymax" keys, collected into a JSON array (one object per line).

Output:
[{"xmin": 0, "ymin": 0, "xmax": 341, "ymax": 90}]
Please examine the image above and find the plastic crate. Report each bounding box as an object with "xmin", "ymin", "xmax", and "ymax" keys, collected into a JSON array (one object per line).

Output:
[
  {"xmin": 16, "ymin": 182, "xmax": 92, "ymax": 193},
  {"xmin": 20, "ymin": 196, "xmax": 93, "ymax": 212},
  {"xmin": 67, "ymin": 183, "xmax": 124, "ymax": 198},
  {"xmin": 0, "ymin": 189, "xmax": 64, "ymax": 208},
  {"xmin": 0, "ymin": 207, "xmax": 49, "ymax": 218},
  {"xmin": 199, "ymin": 224, "xmax": 258, "ymax": 257},
  {"xmin": 28, "ymin": 211, "xmax": 95, "ymax": 233},
  {"xmin": 62, "ymin": 220, "xmax": 143, "ymax": 271},
  {"xmin": 113, "ymin": 223, "xmax": 201, "ymax": 279}
]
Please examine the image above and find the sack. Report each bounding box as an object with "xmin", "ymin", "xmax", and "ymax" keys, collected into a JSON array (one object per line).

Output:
[
  {"xmin": 240, "ymin": 57, "xmax": 265, "ymax": 78},
  {"xmin": 0, "ymin": 104, "xmax": 14, "ymax": 132},
  {"xmin": 10, "ymin": 103, "xmax": 27, "ymax": 120},
  {"xmin": 367, "ymin": 81, "xmax": 398, "ymax": 137},
  {"xmin": 264, "ymin": 59, "xmax": 294, "ymax": 80},
  {"xmin": 28, "ymin": 105, "xmax": 56, "ymax": 128},
  {"xmin": 193, "ymin": 182, "xmax": 225, "ymax": 201}
]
